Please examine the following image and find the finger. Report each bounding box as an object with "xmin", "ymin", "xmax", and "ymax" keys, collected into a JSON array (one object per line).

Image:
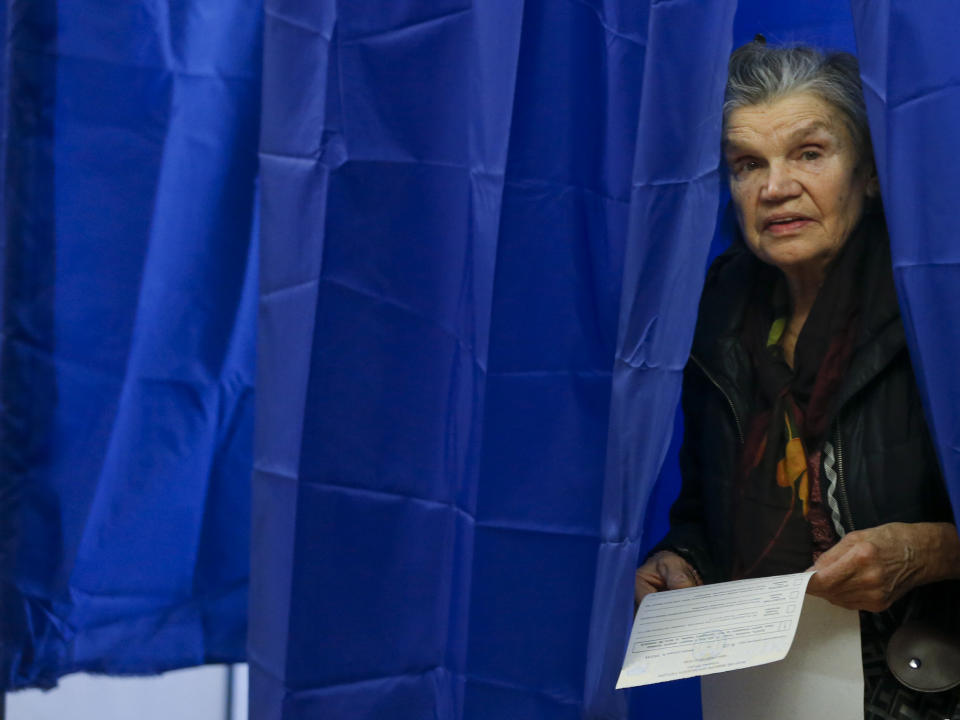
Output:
[
  {"xmin": 666, "ymin": 569, "xmax": 698, "ymax": 589},
  {"xmin": 818, "ymin": 590, "xmax": 891, "ymax": 613},
  {"xmin": 665, "ymin": 561, "xmax": 700, "ymax": 590},
  {"xmin": 808, "ymin": 538, "xmax": 861, "ymax": 589},
  {"xmin": 806, "ymin": 575, "xmax": 864, "ymax": 607},
  {"xmin": 656, "ymin": 557, "xmax": 699, "ymax": 590},
  {"xmin": 635, "ymin": 578, "xmax": 659, "ymax": 606},
  {"xmin": 635, "ymin": 565, "xmax": 666, "ymax": 603},
  {"xmin": 812, "ymin": 534, "xmax": 856, "ymax": 568},
  {"xmin": 809, "ymin": 564, "xmax": 878, "ymax": 600},
  {"xmin": 809, "ymin": 545, "xmax": 863, "ymax": 591},
  {"xmin": 818, "ymin": 595, "xmax": 864, "ymax": 611},
  {"xmin": 636, "ymin": 567, "xmax": 667, "ymax": 591}
]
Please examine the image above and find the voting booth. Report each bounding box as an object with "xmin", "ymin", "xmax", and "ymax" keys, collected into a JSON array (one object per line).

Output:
[{"xmin": 1, "ymin": 1, "xmax": 959, "ymax": 720}]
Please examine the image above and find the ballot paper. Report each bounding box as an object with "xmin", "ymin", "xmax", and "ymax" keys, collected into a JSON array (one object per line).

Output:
[
  {"xmin": 617, "ymin": 571, "xmax": 818, "ymax": 688},
  {"xmin": 701, "ymin": 593, "xmax": 863, "ymax": 720}
]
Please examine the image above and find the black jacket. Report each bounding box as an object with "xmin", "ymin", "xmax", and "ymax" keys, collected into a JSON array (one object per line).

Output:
[{"xmin": 654, "ymin": 236, "xmax": 953, "ymax": 584}]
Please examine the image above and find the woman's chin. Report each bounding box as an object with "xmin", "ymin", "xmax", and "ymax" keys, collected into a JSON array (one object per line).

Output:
[
  {"xmin": 758, "ymin": 249, "xmax": 839, "ymax": 285},
  {"xmin": 748, "ymin": 235, "xmax": 842, "ymax": 276}
]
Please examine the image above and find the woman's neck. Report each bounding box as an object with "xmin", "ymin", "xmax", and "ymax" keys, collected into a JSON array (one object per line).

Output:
[{"xmin": 781, "ymin": 271, "xmax": 825, "ymax": 368}]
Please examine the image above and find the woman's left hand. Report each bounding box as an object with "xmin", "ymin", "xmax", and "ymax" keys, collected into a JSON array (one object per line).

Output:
[{"xmin": 806, "ymin": 521, "xmax": 960, "ymax": 612}]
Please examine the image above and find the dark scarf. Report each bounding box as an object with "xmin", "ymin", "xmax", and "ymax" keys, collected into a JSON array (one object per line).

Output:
[{"xmin": 733, "ymin": 211, "xmax": 888, "ymax": 578}]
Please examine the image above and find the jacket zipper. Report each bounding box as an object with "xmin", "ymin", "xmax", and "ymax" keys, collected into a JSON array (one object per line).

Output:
[
  {"xmin": 832, "ymin": 419, "xmax": 856, "ymax": 531},
  {"xmin": 691, "ymin": 355, "xmax": 744, "ymax": 444}
]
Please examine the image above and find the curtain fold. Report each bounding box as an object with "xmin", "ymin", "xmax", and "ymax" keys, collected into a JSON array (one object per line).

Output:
[
  {"xmin": 252, "ymin": 1, "xmax": 649, "ymax": 717},
  {"xmin": 850, "ymin": 0, "xmax": 960, "ymax": 519},
  {"xmin": 585, "ymin": 2, "xmax": 736, "ymax": 717},
  {"xmin": 252, "ymin": 1, "xmax": 510, "ymax": 716},
  {"xmin": 252, "ymin": 1, "xmax": 739, "ymax": 718},
  {"xmin": 0, "ymin": 0, "xmax": 261, "ymax": 689}
]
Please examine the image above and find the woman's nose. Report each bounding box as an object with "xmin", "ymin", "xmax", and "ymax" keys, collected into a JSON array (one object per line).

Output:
[{"xmin": 760, "ymin": 162, "xmax": 800, "ymax": 201}]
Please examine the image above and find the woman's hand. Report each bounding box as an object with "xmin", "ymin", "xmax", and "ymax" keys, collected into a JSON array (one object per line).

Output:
[
  {"xmin": 806, "ymin": 521, "xmax": 960, "ymax": 612},
  {"xmin": 635, "ymin": 550, "xmax": 702, "ymax": 611}
]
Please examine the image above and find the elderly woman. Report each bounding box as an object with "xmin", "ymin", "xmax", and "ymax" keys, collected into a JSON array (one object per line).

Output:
[{"xmin": 635, "ymin": 42, "xmax": 960, "ymax": 718}]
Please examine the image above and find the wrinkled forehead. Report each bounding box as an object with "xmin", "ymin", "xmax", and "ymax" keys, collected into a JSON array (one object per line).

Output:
[{"xmin": 722, "ymin": 93, "xmax": 851, "ymax": 154}]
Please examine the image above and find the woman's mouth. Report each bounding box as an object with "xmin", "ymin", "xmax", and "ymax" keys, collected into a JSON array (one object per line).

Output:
[{"xmin": 764, "ymin": 216, "xmax": 812, "ymax": 234}]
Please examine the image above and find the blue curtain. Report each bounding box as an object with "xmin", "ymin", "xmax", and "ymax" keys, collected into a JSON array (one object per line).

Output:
[
  {"xmin": 0, "ymin": 0, "xmax": 260, "ymax": 689},
  {"xmin": 586, "ymin": 1, "xmax": 737, "ymax": 716},
  {"xmin": 5, "ymin": 1, "xmax": 960, "ymax": 719},
  {"xmin": 850, "ymin": 0, "xmax": 960, "ymax": 518},
  {"xmin": 252, "ymin": 1, "xmax": 644, "ymax": 718},
  {"xmin": 250, "ymin": 1, "xmax": 734, "ymax": 718}
]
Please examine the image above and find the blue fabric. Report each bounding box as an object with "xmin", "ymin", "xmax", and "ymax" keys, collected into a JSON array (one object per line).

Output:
[
  {"xmin": 0, "ymin": 0, "xmax": 260, "ymax": 689},
  {"xmin": 5, "ymin": 1, "xmax": 959, "ymax": 719},
  {"xmin": 850, "ymin": 0, "xmax": 960, "ymax": 520},
  {"xmin": 586, "ymin": 1, "xmax": 737, "ymax": 716},
  {"xmin": 251, "ymin": 1, "xmax": 729, "ymax": 718}
]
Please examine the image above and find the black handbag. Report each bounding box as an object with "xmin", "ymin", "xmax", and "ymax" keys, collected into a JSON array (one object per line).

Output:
[{"xmin": 885, "ymin": 581, "xmax": 960, "ymax": 693}]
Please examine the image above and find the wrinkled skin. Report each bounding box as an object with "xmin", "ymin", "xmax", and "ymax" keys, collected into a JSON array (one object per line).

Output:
[
  {"xmin": 634, "ymin": 550, "xmax": 702, "ymax": 610},
  {"xmin": 806, "ymin": 522, "xmax": 960, "ymax": 612}
]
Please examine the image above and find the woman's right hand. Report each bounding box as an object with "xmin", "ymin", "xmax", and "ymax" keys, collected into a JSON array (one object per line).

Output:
[{"xmin": 634, "ymin": 550, "xmax": 702, "ymax": 610}]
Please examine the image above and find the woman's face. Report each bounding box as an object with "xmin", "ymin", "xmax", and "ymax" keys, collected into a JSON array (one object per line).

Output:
[{"xmin": 723, "ymin": 92, "xmax": 875, "ymax": 283}]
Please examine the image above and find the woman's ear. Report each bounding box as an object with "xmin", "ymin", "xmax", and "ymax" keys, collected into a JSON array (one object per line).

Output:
[{"xmin": 865, "ymin": 166, "xmax": 880, "ymax": 199}]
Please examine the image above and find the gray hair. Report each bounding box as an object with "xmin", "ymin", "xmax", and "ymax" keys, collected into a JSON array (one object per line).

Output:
[{"xmin": 723, "ymin": 42, "xmax": 874, "ymax": 168}]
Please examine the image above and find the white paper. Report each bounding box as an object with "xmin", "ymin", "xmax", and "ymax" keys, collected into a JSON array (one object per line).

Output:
[
  {"xmin": 701, "ymin": 593, "xmax": 863, "ymax": 720},
  {"xmin": 617, "ymin": 572, "xmax": 816, "ymax": 688}
]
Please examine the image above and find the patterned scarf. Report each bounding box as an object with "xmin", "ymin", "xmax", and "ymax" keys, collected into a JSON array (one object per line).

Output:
[{"xmin": 732, "ymin": 214, "xmax": 876, "ymax": 578}]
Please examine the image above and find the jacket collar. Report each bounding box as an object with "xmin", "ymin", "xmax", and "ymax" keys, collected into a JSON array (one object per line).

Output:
[{"xmin": 689, "ymin": 241, "xmax": 757, "ymax": 425}]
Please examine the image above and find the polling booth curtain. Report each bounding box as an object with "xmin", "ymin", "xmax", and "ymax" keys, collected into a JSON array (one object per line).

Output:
[
  {"xmin": 585, "ymin": 1, "xmax": 736, "ymax": 716},
  {"xmin": 850, "ymin": 0, "xmax": 960, "ymax": 519},
  {"xmin": 0, "ymin": 0, "xmax": 260, "ymax": 689},
  {"xmin": 249, "ymin": 3, "xmax": 960, "ymax": 719},
  {"xmin": 5, "ymin": 1, "xmax": 960, "ymax": 719},
  {"xmin": 251, "ymin": 1, "xmax": 736, "ymax": 718}
]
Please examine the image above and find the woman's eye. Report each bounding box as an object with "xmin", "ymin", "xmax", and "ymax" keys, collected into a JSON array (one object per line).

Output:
[
  {"xmin": 738, "ymin": 160, "xmax": 761, "ymax": 173},
  {"xmin": 801, "ymin": 150, "xmax": 821, "ymax": 161}
]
